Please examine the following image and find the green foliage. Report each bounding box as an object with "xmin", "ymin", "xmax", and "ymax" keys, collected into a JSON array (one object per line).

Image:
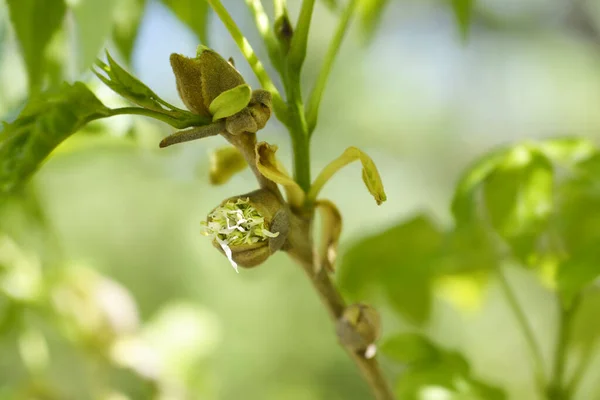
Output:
[
  {"xmin": 0, "ymin": 82, "xmax": 109, "ymax": 196},
  {"xmin": 160, "ymin": 0, "xmax": 211, "ymax": 45},
  {"xmin": 381, "ymin": 333, "xmax": 505, "ymax": 399},
  {"xmin": 451, "ymin": 0, "xmax": 475, "ymax": 40},
  {"xmin": 339, "ymin": 215, "xmax": 444, "ymax": 324},
  {"xmin": 358, "ymin": 0, "xmax": 391, "ymax": 43},
  {"xmin": 113, "ymin": 0, "xmax": 147, "ymax": 62},
  {"xmin": 6, "ymin": 0, "xmax": 66, "ymax": 92},
  {"xmin": 71, "ymin": 0, "xmax": 117, "ymax": 72}
]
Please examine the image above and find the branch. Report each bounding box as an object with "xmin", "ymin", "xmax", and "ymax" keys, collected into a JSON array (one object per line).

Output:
[
  {"xmin": 245, "ymin": 0, "xmax": 284, "ymax": 73},
  {"xmin": 496, "ymin": 267, "xmax": 547, "ymax": 394},
  {"xmin": 289, "ymin": 0, "xmax": 316, "ymax": 71},
  {"xmin": 285, "ymin": 212, "xmax": 395, "ymax": 400},
  {"xmin": 306, "ymin": 0, "xmax": 360, "ymax": 135}
]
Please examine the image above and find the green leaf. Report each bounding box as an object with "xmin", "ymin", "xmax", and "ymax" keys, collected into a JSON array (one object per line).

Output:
[
  {"xmin": 320, "ymin": 0, "xmax": 339, "ymax": 11},
  {"xmin": 6, "ymin": 0, "xmax": 67, "ymax": 92},
  {"xmin": 113, "ymin": 0, "xmax": 147, "ymax": 63},
  {"xmin": 557, "ymin": 250, "xmax": 600, "ymax": 308},
  {"xmin": 338, "ymin": 215, "xmax": 444, "ymax": 324},
  {"xmin": 71, "ymin": 0, "xmax": 117, "ymax": 72},
  {"xmin": 451, "ymin": 147, "xmax": 507, "ymax": 225},
  {"xmin": 0, "ymin": 82, "xmax": 110, "ymax": 195},
  {"xmin": 358, "ymin": 0, "xmax": 391, "ymax": 43},
  {"xmin": 386, "ymin": 334, "xmax": 506, "ymax": 400},
  {"xmin": 208, "ymin": 84, "xmax": 252, "ymax": 121},
  {"xmin": 380, "ymin": 334, "xmax": 439, "ymax": 365},
  {"xmin": 451, "ymin": 0, "xmax": 475, "ymax": 41},
  {"xmin": 160, "ymin": 0, "xmax": 211, "ymax": 45},
  {"xmin": 483, "ymin": 145, "xmax": 554, "ymax": 261}
]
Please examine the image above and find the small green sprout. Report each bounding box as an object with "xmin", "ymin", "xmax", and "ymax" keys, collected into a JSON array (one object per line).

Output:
[{"xmin": 202, "ymin": 197, "xmax": 279, "ymax": 272}]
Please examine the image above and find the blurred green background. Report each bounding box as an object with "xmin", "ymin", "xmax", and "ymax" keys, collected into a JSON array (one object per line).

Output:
[{"xmin": 1, "ymin": 0, "xmax": 600, "ymax": 399}]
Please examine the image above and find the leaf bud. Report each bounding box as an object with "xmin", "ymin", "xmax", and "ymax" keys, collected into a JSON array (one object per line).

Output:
[{"xmin": 336, "ymin": 303, "xmax": 382, "ymax": 358}]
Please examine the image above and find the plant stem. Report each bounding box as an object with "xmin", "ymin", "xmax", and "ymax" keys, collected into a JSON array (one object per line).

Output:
[
  {"xmin": 565, "ymin": 341, "xmax": 596, "ymax": 398},
  {"xmin": 207, "ymin": 0, "xmax": 287, "ymax": 120},
  {"xmin": 290, "ymin": 122, "xmax": 311, "ymax": 193},
  {"xmin": 496, "ymin": 267, "xmax": 547, "ymax": 393},
  {"xmin": 245, "ymin": 0, "xmax": 284, "ymax": 73},
  {"xmin": 546, "ymin": 296, "xmax": 580, "ymax": 400},
  {"xmin": 104, "ymin": 107, "xmax": 208, "ymax": 129},
  {"xmin": 289, "ymin": 0, "xmax": 316, "ymax": 71},
  {"xmin": 285, "ymin": 213, "xmax": 395, "ymax": 400},
  {"xmin": 274, "ymin": 0, "xmax": 287, "ymax": 18},
  {"xmin": 306, "ymin": 0, "xmax": 360, "ymax": 135}
]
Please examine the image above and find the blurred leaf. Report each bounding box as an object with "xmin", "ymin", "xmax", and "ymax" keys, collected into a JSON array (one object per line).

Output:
[
  {"xmin": 208, "ymin": 146, "xmax": 248, "ymax": 185},
  {"xmin": 71, "ymin": 0, "xmax": 117, "ymax": 72},
  {"xmin": 451, "ymin": 0, "xmax": 475, "ymax": 40},
  {"xmin": 320, "ymin": 0, "xmax": 339, "ymax": 11},
  {"xmin": 358, "ymin": 0, "xmax": 391, "ymax": 43},
  {"xmin": 160, "ymin": 0, "xmax": 211, "ymax": 45},
  {"xmin": 554, "ymin": 153, "xmax": 600, "ymax": 305},
  {"xmin": 483, "ymin": 145, "xmax": 554, "ymax": 261},
  {"xmin": 113, "ymin": 0, "xmax": 147, "ymax": 63},
  {"xmin": 538, "ymin": 137, "xmax": 597, "ymax": 168},
  {"xmin": 6, "ymin": 0, "xmax": 66, "ymax": 92},
  {"xmin": 451, "ymin": 148, "xmax": 507, "ymax": 225},
  {"xmin": 557, "ymin": 251, "xmax": 600, "ymax": 308},
  {"xmin": 384, "ymin": 333, "xmax": 506, "ymax": 400},
  {"xmin": 380, "ymin": 333, "xmax": 439, "ymax": 365},
  {"xmin": 339, "ymin": 215, "xmax": 443, "ymax": 324},
  {"xmin": 0, "ymin": 82, "xmax": 110, "ymax": 196}
]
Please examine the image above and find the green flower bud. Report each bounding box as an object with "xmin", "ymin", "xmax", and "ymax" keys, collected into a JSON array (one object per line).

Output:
[
  {"xmin": 336, "ymin": 303, "xmax": 382, "ymax": 358},
  {"xmin": 202, "ymin": 189, "xmax": 289, "ymax": 271},
  {"xmin": 169, "ymin": 47, "xmax": 273, "ymax": 138}
]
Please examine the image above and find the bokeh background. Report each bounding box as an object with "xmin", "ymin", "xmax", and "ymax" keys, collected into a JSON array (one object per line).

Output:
[{"xmin": 1, "ymin": 0, "xmax": 600, "ymax": 399}]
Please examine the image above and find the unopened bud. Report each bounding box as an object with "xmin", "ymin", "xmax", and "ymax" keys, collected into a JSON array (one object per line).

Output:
[{"xmin": 336, "ymin": 303, "xmax": 381, "ymax": 358}]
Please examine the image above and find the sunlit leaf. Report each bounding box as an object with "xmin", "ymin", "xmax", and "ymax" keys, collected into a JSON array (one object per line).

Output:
[
  {"xmin": 6, "ymin": 0, "xmax": 66, "ymax": 92},
  {"xmin": 483, "ymin": 145, "xmax": 554, "ymax": 261},
  {"xmin": 338, "ymin": 215, "xmax": 443, "ymax": 324},
  {"xmin": 160, "ymin": 0, "xmax": 211, "ymax": 45},
  {"xmin": 208, "ymin": 146, "xmax": 248, "ymax": 185},
  {"xmin": 0, "ymin": 82, "xmax": 110, "ymax": 195},
  {"xmin": 451, "ymin": 0, "xmax": 475, "ymax": 40},
  {"xmin": 113, "ymin": 0, "xmax": 147, "ymax": 63},
  {"xmin": 209, "ymin": 84, "xmax": 252, "ymax": 121},
  {"xmin": 358, "ymin": 0, "xmax": 391, "ymax": 43},
  {"xmin": 71, "ymin": 0, "xmax": 117, "ymax": 72}
]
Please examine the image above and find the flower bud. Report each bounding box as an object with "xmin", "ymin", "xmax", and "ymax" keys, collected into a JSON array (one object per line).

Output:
[
  {"xmin": 202, "ymin": 189, "xmax": 289, "ymax": 271},
  {"xmin": 336, "ymin": 303, "xmax": 381, "ymax": 358}
]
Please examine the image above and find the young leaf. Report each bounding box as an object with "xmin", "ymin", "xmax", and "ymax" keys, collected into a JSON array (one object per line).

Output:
[
  {"xmin": 255, "ymin": 142, "xmax": 305, "ymax": 208},
  {"xmin": 71, "ymin": 0, "xmax": 117, "ymax": 72},
  {"xmin": 338, "ymin": 215, "xmax": 444, "ymax": 324},
  {"xmin": 113, "ymin": 0, "xmax": 147, "ymax": 62},
  {"xmin": 6, "ymin": 0, "xmax": 66, "ymax": 92},
  {"xmin": 209, "ymin": 84, "xmax": 252, "ymax": 121},
  {"xmin": 308, "ymin": 147, "xmax": 386, "ymax": 205},
  {"xmin": 94, "ymin": 51, "xmax": 165, "ymax": 112},
  {"xmin": 160, "ymin": 0, "xmax": 211, "ymax": 45},
  {"xmin": 0, "ymin": 82, "xmax": 110, "ymax": 195},
  {"xmin": 483, "ymin": 145, "xmax": 554, "ymax": 261},
  {"xmin": 451, "ymin": 0, "xmax": 475, "ymax": 41}
]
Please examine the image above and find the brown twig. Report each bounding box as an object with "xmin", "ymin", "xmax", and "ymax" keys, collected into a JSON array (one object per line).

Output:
[{"xmin": 285, "ymin": 211, "xmax": 395, "ymax": 400}]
